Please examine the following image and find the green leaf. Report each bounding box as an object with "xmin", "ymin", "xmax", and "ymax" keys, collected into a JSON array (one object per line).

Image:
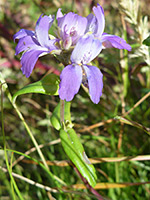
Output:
[
  {"xmin": 115, "ymin": 116, "xmax": 150, "ymax": 135},
  {"xmin": 143, "ymin": 35, "xmax": 150, "ymax": 46},
  {"xmin": 50, "ymin": 101, "xmax": 72, "ymax": 130},
  {"xmin": 60, "ymin": 128, "xmax": 97, "ymax": 187},
  {"xmin": 12, "ymin": 74, "xmax": 60, "ymax": 103}
]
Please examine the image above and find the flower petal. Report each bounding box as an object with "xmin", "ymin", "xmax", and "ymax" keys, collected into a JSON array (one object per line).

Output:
[
  {"xmin": 71, "ymin": 34, "xmax": 102, "ymax": 64},
  {"xmin": 87, "ymin": 37, "xmax": 102, "ymax": 63},
  {"xmin": 13, "ymin": 29, "xmax": 34, "ymax": 41},
  {"xmin": 15, "ymin": 36, "xmax": 40, "ymax": 55},
  {"xmin": 84, "ymin": 65, "xmax": 103, "ymax": 104},
  {"xmin": 35, "ymin": 15, "xmax": 54, "ymax": 48},
  {"xmin": 21, "ymin": 50, "xmax": 48, "ymax": 77},
  {"xmin": 57, "ymin": 12, "xmax": 75, "ymax": 33},
  {"xmin": 92, "ymin": 4, "xmax": 105, "ymax": 37},
  {"xmin": 101, "ymin": 33, "xmax": 132, "ymax": 51},
  {"xmin": 57, "ymin": 11, "xmax": 87, "ymax": 46},
  {"xmin": 71, "ymin": 15, "xmax": 87, "ymax": 45},
  {"xmin": 56, "ymin": 8, "xmax": 63, "ymax": 19},
  {"xmin": 86, "ymin": 13, "xmax": 98, "ymax": 34},
  {"xmin": 59, "ymin": 64, "xmax": 82, "ymax": 101}
]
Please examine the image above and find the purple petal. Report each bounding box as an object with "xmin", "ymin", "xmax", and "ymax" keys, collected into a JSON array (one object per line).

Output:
[
  {"xmin": 71, "ymin": 15, "xmax": 87, "ymax": 45},
  {"xmin": 56, "ymin": 8, "xmax": 63, "ymax": 19},
  {"xmin": 86, "ymin": 37, "xmax": 102, "ymax": 63},
  {"xmin": 57, "ymin": 12, "xmax": 74, "ymax": 31},
  {"xmin": 84, "ymin": 65, "xmax": 103, "ymax": 104},
  {"xmin": 13, "ymin": 29, "xmax": 34, "ymax": 41},
  {"xmin": 59, "ymin": 64, "xmax": 82, "ymax": 101},
  {"xmin": 71, "ymin": 34, "xmax": 102, "ymax": 64},
  {"xmin": 101, "ymin": 33, "xmax": 132, "ymax": 51},
  {"xmin": 15, "ymin": 36, "xmax": 40, "ymax": 55},
  {"xmin": 86, "ymin": 13, "xmax": 98, "ymax": 34},
  {"xmin": 21, "ymin": 50, "xmax": 47, "ymax": 77},
  {"xmin": 35, "ymin": 15, "xmax": 54, "ymax": 48},
  {"xmin": 48, "ymin": 38, "xmax": 60, "ymax": 51},
  {"xmin": 71, "ymin": 34, "xmax": 92, "ymax": 64},
  {"xmin": 57, "ymin": 12, "xmax": 87, "ymax": 46},
  {"xmin": 92, "ymin": 4, "xmax": 105, "ymax": 37}
]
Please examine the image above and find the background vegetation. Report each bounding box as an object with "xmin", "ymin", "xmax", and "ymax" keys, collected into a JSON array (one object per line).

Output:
[{"xmin": 0, "ymin": 0, "xmax": 150, "ymax": 199}]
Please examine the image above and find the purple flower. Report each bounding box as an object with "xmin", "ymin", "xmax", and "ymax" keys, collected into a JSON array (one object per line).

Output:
[
  {"xmin": 59, "ymin": 34, "xmax": 103, "ymax": 104},
  {"xmin": 86, "ymin": 4, "xmax": 131, "ymax": 51},
  {"xmin": 56, "ymin": 9, "xmax": 87, "ymax": 50},
  {"xmin": 14, "ymin": 15, "xmax": 58, "ymax": 77},
  {"xmin": 13, "ymin": 4, "xmax": 132, "ymax": 104}
]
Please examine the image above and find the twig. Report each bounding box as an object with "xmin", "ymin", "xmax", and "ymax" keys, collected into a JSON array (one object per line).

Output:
[
  {"xmin": 79, "ymin": 119, "xmax": 114, "ymax": 132},
  {"xmin": 74, "ymin": 166, "xmax": 104, "ymax": 200},
  {"xmin": 21, "ymin": 155, "xmax": 150, "ymax": 166},
  {"xmin": 123, "ymin": 91, "xmax": 150, "ymax": 117},
  {"xmin": 0, "ymin": 166, "xmax": 100, "ymax": 199},
  {"xmin": 0, "ymin": 166, "xmax": 58, "ymax": 193},
  {"xmin": 78, "ymin": 92, "xmax": 150, "ymax": 134},
  {"xmin": 12, "ymin": 139, "xmax": 61, "ymax": 167},
  {"xmin": 72, "ymin": 181, "xmax": 150, "ymax": 189}
]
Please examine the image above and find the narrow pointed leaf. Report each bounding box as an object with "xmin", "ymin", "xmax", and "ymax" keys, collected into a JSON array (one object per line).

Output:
[
  {"xmin": 12, "ymin": 74, "xmax": 59, "ymax": 103},
  {"xmin": 115, "ymin": 116, "xmax": 150, "ymax": 135},
  {"xmin": 60, "ymin": 128, "xmax": 97, "ymax": 187}
]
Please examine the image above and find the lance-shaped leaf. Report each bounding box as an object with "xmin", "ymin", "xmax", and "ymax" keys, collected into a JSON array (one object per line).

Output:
[
  {"xmin": 60, "ymin": 128, "xmax": 97, "ymax": 187},
  {"xmin": 115, "ymin": 116, "xmax": 150, "ymax": 135},
  {"xmin": 12, "ymin": 74, "xmax": 59, "ymax": 103}
]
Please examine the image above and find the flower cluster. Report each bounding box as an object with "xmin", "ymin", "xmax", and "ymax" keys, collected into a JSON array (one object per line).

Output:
[{"xmin": 14, "ymin": 4, "xmax": 131, "ymax": 104}]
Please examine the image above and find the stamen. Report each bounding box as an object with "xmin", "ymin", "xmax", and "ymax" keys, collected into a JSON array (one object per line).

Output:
[
  {"xmin": 81, "ymin": 65, "xmax": 89, "ymax": 88},
  {"xmin": 70, "ymin": 27, "xmax": 77, "ymax": 37}
]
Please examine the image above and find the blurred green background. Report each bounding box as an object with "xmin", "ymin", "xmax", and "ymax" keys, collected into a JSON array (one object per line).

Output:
[{"xmin": 0, "ymin": 0, "xmax": 150, "ymax": 199}]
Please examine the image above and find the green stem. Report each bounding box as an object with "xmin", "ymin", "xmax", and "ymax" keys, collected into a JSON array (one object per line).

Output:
[
  {"xmin": 60, "ymin": 99, "xmax": 65, "ymax": 127},
  {"xmin": 13, "ymin": 100, "xmax": 49, "ymax": 170},
  {"xmin": 0, "ymin": 73, "xmax": 64, "ymax": 186},
  {"xmin": 123, "ymin": 49, "xmax": 129, "ymax": 97},
  {"xmin": 115, "ymin": 162, "xmax": 121, "ymax": 195},
  {"xmin": 1, "ymin": 83, "xmax": 24, "ymax": 200},
  {"xmin": 0, "ymin": 74, "xmax": 48, "ymax": 168},
  {"xmin": 10, "ymin": 153, "xmax": 16, "ymax": 200}
]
